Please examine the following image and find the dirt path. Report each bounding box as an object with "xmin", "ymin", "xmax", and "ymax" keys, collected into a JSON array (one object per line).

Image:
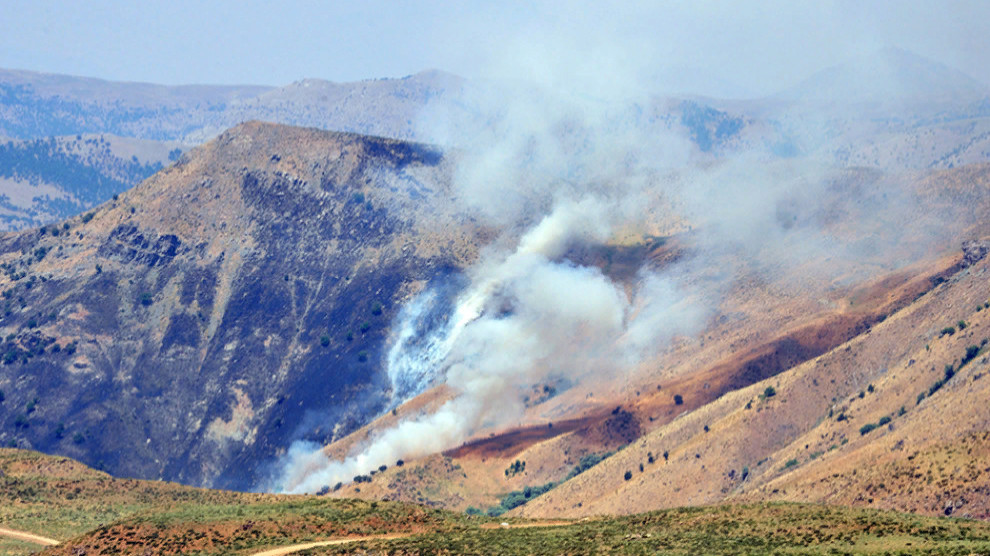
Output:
[
  {"xmin": 251, "ymin": 522, "xmax": 572, "ymax": 555},
  {"xmin": 0, "ymin": 526, "xmax": 60, "ymax": 546},
  {"xmin": 250, "ymin": 533, "xmax": 412, "ymax": 556}
]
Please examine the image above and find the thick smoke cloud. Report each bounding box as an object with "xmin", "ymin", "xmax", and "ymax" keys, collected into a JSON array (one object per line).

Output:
[{"xmin": 272, "ymin": 32, "xmax": 958, "ymax": 494}]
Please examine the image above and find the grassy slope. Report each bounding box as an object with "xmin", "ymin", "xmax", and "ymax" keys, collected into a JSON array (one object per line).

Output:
[{"xmin": 0, "ymin": 448, "xmax": 482, "ymax": 555}]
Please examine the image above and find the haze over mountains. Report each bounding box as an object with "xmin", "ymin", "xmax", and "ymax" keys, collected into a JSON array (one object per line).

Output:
[{"xmin": 1, "ymin": 44, "xmax": 990, "ymax": 543}]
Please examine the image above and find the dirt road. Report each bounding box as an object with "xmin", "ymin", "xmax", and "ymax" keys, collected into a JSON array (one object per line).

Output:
[
  {"xmin": 251, "ymin": 522, "xmax": 571, "ymax": 555},
  {"xmin": 250, "ymin": 533, "xmax": 411, "ymax": 556},
  {"xmin": 0, "ymin": 526, "xmax": 60, "ymax": 546}
]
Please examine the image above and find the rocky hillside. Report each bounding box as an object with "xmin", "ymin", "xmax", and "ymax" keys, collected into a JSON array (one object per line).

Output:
[{"xmin": 0, "ymin": 122, "xmax": 481, "ymax": 489}]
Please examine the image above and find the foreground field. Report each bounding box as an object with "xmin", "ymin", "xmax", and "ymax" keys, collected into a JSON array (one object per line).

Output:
[
  {"xmin": 302, "ymin": 503, "xmax": 990, "ymax": 555},
  {"xmin": 3, "ymin": 449, "xmax": 990, "ymax": 555}
]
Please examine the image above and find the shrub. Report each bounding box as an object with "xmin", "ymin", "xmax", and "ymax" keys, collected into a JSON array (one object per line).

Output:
[
  {"xmin": 958, "ymin": 320, "xmax": 968, "ymax": 330},
  {"xmin": 360, "ymin": 321, "xmax": 371, "ymax": 333},
  {"xmin": 140, "ymin": 293, "xmax": 153, "ymax": 306},
  {"xmin": 371, "ymin": 301, "xmax": 383, "ymax": 316},
  {"xmin": 673, "ymin": 394, "xmax": 684, "ymax": 405},
  {"xmin": 81, "ymin": 212, "xmax": 95, "ymax": 223},
  {"xmin": 465, "ymin": 507, "xmax": 482, "ymax": 515},
  {"xmin": 860, "ymin": 423, "xmax": 878, "ymax": 435},
  {"xmin": 877, "ymin": 416, "xmax": 892, "ymax": 426},
  {"xmin": 624, "ymin": 470, "xmax": 633, "ymax": 481},
  {"xmin": 963, "ymin": 345, "xmax": 980, "ymax": 365},
  {"xmin": 763, "ymin": 386, "xmax": 776, "ymax": 398},
  {"xmin": 782, "ymin": 459, "xmax": 799, "ymax": 470},
  {"xmin": 941, "ymin": 326, "xmax": 956, "ymax": 336},
  {"xmin": 319, "ymin": 334, "xmax": 330, "ymax": 347},
  {"xmin": 357, "ymin": 351, "xmax": 368, "ymax": 362}
]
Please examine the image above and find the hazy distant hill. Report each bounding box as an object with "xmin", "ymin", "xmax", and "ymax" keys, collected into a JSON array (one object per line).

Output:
[
  {"xmin": 0, "ymin": 67, "xmax": 463, "ymax": 145},
  {"xmin": 780, "ymin": 47, "xmax": 989, "ymax": 106},
  {"xmin": 0, "ymin": 134, "xmax": 177, "ymax": 230}
]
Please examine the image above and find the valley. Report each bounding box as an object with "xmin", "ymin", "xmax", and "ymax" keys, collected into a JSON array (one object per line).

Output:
[{"xmin": 1, "ymin": 35, "xmax": 990, "ymax": 555}]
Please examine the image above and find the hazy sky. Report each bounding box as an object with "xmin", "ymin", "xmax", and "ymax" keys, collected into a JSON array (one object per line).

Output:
[{"xmin": 0, "ymin": 0, "xmax": 987, "ymax": 97}]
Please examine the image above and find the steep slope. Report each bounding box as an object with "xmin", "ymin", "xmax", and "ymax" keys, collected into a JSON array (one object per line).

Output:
[
  {"xmin": 517, "ymin": 237, "xmax": 990, "ymax": 519},
  {"xmin": 317, "ymin": 163, "xmax": 990, "ymax": 518},
  {"xmin": 0, "ymin": 122, "xmax": 481, "ymax": 489}
]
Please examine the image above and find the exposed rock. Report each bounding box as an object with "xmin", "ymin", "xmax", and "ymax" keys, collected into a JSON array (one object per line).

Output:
[{"xmin": 961, "ymin": 238, "xmax": 990, "ymax": 267}]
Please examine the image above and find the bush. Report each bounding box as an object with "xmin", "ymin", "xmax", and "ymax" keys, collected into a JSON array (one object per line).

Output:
[
  {"xmin": 859, "ymin": 423, "xmax": 878, "ymax": 435},
  {"xmin": 958, "ymin": 320, "xmax": 968, "ymax": 330},
  {"xmin": 963, "ymin": 345, "xmax": 980, "ymax": 365},
  {"xmin": 782, "ymin": 458, "xmax": 799, "ymax": 470},
  {"xmin": 140, "ymin": 292, "xmax": 153, "ymax": 306},
  {"xmin": 941, "ymin": 326, "xmax": 956, "ymax": 336},
  {"xmin": 357, "ymin": 351, "xmax": 368, "ymax": 362},
  {"xmin": 763, "ymin": 386, "xmax": 776, "ymax": 398},
  {"xmin": 319, "ymin": 334, "xmax": 330, "ymax": 347},
  {"xmin": 465, "ymin": 506, "xmax": 482, "ymax": 515},
  {"xmin": 877, "ymin": 416, "xmax": 892, "ymax": 426},
  {"xmin": 673, "ymin": 394, "xmax": 683, "ymax": 405},
  {"xmin": 371, "ymin": 301, "xmax": 383, "ymax": 316},
  {"xmin": 624, "ymin": 470, "xmax": 633, "ymax": 481},
  {"xmin": 360, "ymin": 321, "xmax": 371, "ymax": 333}
]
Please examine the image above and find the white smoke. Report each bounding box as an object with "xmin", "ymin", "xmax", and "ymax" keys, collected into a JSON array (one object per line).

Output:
[{"xmin": 272, "ymin": 23, "xmax": 958, "ymax": 494}]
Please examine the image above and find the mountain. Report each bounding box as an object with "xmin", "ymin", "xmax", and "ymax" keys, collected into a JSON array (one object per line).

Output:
[
  {"xmin": 779, "ymin": 46, "xmax": 989, "ymax": 106},
  {"xmin": 0, "ymin": 121, "xmax": 482, "ymax": 489},
  {"xmin": 318, "ymin": 163, "xmax": 990, "ymax": 520},
  {"xmin": 0, "ymin": 67, "xmax": 463, "ymax": 145},
  {"xmin": 0, "ymin": 68, "xmax": 467, "ymax": 231}
]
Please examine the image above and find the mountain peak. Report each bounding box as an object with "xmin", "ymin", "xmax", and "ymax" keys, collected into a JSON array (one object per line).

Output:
[{"xmin": 779, "ymin": 47, "xmax": 988, "ymax": 105}]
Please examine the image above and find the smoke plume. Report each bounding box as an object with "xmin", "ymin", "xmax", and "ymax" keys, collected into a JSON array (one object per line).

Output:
[{"xmin": 273, "ymin": 36, "xmax": 963, "ymax": 494}]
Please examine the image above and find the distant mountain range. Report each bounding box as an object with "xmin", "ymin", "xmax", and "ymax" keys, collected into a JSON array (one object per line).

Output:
[{"xmin": 2, "ymin": 48, "xmax": 988, "ymax": 231}]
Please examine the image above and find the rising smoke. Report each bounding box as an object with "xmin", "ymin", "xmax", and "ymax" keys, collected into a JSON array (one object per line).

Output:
[{"xmin": 273, "ymin": 28, "xmax": 964, "ymax": 494}]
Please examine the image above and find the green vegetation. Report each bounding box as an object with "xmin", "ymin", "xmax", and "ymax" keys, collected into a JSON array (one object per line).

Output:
[
  {"xmin": 487, "ymin": 482, "xmax": 557, "ymax": 516},
  {"xmin": 673, "ymin": 394, "xmax": 683, "ymax": 405},
  {"xmin": 940, "ymin": 326, "xmax": 956, "ymax": 336},
  {"xmin": 505, "ymin": 459, "xmax": 526, "ymax": 477},
  {"xmin": 859, "ymin": 423, "xmax": 878, "ymax": 435},
  {"xmin": 762, "ymin": 386, "xmax": 776, "ymax": 399},
  {"xmin": 315, "ymin": 503, "xmax": 990, "ymax": 556},
  {"xmin": 319, "ymin": 334, "xmax": 330, "ymax": 347},
  {"xmin": 781, "ymin": 458, "xmax": 799, "ymax": 470},
  {"xmin": 490, "ymin": 452, "xmax": 614, "ymax": 516}
]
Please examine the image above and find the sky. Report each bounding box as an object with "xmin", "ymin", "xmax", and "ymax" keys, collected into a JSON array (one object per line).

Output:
[{"xmin": 0, "ymin": 0, "xmax": 988, "ymax": 98}]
